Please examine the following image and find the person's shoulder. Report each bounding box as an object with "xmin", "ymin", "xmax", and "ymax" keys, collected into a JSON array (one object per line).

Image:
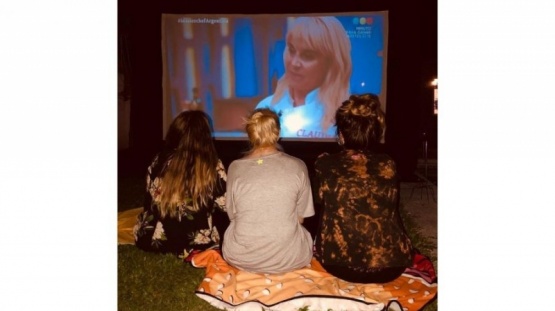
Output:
[
  {"xmin": 369, "ymin": 153, "xmax": 397, "ymax": 172},
  {"xmin": 373, "ymin": 153, "xmax": 396, "ymax": 164},
  {"xmin": 216, "ymin": 158, "xmax": 227, "ymax": 170},
  {"xmin": 314, "ymin": 152, "xmax": 333, "ymax": 165},
  {"xmin": 147, "ymin": 152, "xmax": 165, "ymax": 172},
  {"xmin": 280, "ymin": 152, "xmax": 307, "ymax": 167},
  {"xmin": 150, "ymin": 152, "xmax": 162, "ymax": 165},
  {"xmin": 279, "ymin": 152, "xmax": 300, "ymax": 162},
  {"xmin": 227, "ymin": 159, "xmax": 241, "ymax": 171},
  {"xmin": 229, "ymin": 158, "xmax": 242, "ymax": 165},
  {"xmin": 316, "ymin": 152, "xmax": 331, "ymax": 160}
]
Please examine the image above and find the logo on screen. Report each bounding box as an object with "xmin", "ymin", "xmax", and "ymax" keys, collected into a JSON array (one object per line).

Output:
[{"xmin": 352, "ymin": 17, "xmax": 373, "ymax": 25}]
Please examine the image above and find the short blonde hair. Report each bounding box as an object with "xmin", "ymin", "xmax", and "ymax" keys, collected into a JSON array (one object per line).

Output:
[{"xmin": 245, "ymin": 108, "xmax": 280, "ymax": 149}]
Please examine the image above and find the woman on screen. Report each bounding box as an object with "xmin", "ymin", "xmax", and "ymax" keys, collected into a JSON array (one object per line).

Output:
[
  {"xmin": 313, "ymin": 94, "xmax": 413, "ymax": 283},
  {"xmin": 133, "ymin": 110, "xmax": 228, "ymax": 259},
  {"xmin": 255, "ymin": 16, "xmax": 352, "ymax": 139},
  {"xmin": 222, "ymin": 108, "xmax": 315, "ymax": 274}
]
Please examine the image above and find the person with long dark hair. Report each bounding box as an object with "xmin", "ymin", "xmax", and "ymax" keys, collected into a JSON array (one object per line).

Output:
[
  {"xmin": 313, "ymin": 94, "xmax": 413, "ymax": 283},
  {"xmin": 133, "ymin": 110, "xmax": 228, "ymax": 259}
]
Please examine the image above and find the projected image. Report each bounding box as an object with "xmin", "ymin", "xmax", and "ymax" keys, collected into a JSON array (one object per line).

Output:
[{"xmin": 161, "ymin": 13, "xmax": 388, "ymax": 141}]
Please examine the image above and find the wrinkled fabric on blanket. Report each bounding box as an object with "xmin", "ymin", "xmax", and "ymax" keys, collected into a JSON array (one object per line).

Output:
[
  {"xmin": 192, "ymin": 250, "xmax": 437, "ymax": 311},
  {"xmin": 118, "ymin": 207, "xmax": 142, "ymax": 245}
]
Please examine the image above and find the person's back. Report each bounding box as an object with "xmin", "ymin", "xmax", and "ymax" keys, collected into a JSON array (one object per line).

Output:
[
  {"xmin": 222, "ymin": 108, "xmax": 314, "ymax": 274},
  {"xmin": 314, "ymin": 94, "xmax": 413, "ymax": 283},
  {"xmin": 314, "ymin": 151, "xmax": 412, "ymax": 266},
  {"xmin": 223, "ymin": 152, "xmax": 314, "ymax": 273},
  {"xmin": 134, "ymin": 110, "xmax": 228, "ymax": 258}
]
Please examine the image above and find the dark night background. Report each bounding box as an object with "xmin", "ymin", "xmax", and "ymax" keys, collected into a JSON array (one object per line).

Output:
[{"xmin": 118, "ymin": 0, "xmax": 438, "ymax": 181}]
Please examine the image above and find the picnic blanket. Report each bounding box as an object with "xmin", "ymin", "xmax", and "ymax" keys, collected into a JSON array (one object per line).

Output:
[
  {"xmin": 192, "ymin": 250, "xmax": 437, "ymax": 311},
  {"xmin": 118, "ymin": 207, "xmax": 142, "ymax": 245}
]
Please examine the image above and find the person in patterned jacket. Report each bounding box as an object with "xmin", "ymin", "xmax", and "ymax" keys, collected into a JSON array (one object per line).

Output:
[
  {"xmin": 313, "ymin": 93, "xmax": 413, "ymax": 283},
  {"xmin": 134, "ymin": 110, "xmax": 228, "ymax": 259}
]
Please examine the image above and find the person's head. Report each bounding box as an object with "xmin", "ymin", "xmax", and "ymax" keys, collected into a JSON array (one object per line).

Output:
[
  {"xmin": 273, "ymin": 16, "xmax": 352, "ymax": 131},
  {"xmin": 335, "ymin": 93, "xmax": 385, "ymax": 150},
  {"xmin": 245, "ymin": 108, "xmax": 281, "ymax": 150},
  {"xmin": 160, "ymin": 110, "xmax": 218, "ymax": 217},
  {"xmin": 164, "ymin": 110, "xmax": 213, "ymax": 151}
]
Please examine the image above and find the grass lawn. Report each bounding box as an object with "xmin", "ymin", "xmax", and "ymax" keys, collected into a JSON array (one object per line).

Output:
[
  {"xmin": 118, "ymin": 176, "xmax": 437, "ymax": 310},
  {"xmin": 118, "ymin": 205, "xmax": 437, "ymax": 311},
  {"xmin": 118, "ymin": 245, "xmax": 217, "ymax": 310}
]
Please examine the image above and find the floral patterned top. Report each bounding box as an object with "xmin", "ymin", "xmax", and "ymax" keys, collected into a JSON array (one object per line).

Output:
[
  {"xmin": 133, "ymin": 153, "xmax": 227, "ymax": 259},
  {"xmin": 313, "ymin": 149, "xmax": 413, "ymax": 269}
]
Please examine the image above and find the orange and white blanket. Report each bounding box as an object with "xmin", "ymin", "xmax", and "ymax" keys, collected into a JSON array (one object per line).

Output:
[
  {"xmin": 192, "ymin": 250, "xmax": 437, "ymax": 311},
  {"xmin": 118, "ymin": 207, "xmax": 141, "ymax": 245}
]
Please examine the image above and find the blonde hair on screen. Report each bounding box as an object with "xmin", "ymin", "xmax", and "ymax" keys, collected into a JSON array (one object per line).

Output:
[{"xmin": 271, "ymin": 16, "xmax": 352, "ymax": 132}]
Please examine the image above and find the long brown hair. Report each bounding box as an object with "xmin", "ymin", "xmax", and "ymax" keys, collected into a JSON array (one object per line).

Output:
[{"xmin": 158, "ymin": 110, "xmax": 218, "ymax": 218}]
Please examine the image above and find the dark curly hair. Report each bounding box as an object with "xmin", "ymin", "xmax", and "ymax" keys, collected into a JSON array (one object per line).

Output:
[{"xmin": 335, "ymin": 93, "xmax": 385, "ymax": 150}]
